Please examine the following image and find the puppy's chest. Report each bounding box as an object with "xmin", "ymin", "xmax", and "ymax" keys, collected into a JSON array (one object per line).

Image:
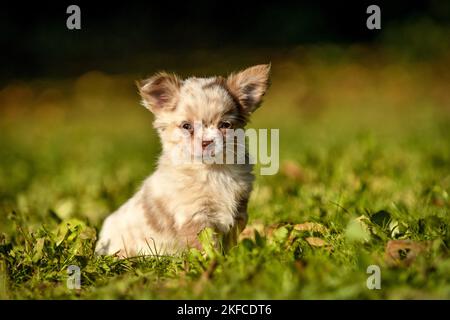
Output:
[{"xmin": 173, "ymin": 168, "xmax": 252, "ymax": 224}]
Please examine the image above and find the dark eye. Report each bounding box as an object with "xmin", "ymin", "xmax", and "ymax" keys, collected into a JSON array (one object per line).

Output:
[
  {"xmin": 181, "ymin": 122, "xmax": 193, "ymax": 131},
  {"xmin": 219, "ymin": 121, "xmax": 232, "ymax": 129}
]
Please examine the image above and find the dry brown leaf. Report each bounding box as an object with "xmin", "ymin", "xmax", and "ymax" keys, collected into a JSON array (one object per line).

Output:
[
  {"xmin": 305, "ymin": 237, "xmax": 327, "ymax": 247},
  {"xmin": 281, "ymin": 160, "xmax": 304, "ymax": 181},
  {"xmin": 384, "ymin": 240, "xmax": 429, "ymax": 267},
  {"xmin": 239, "ymin": 222, "xmax": 266, "ymax": 241},
  {"xmin": 294, "ymin": 222, "xmax": 327, "ymax": 234}
]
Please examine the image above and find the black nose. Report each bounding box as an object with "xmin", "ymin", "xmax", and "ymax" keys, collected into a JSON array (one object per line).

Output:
[{"xmin": 202, "ymin": 140, "xmax": 213, "ymax": 148}]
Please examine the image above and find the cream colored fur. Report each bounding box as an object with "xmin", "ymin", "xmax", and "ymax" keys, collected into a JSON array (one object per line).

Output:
[{"xmin": 95, "ymin": 64, "xmax": 270, "ymax": 257}]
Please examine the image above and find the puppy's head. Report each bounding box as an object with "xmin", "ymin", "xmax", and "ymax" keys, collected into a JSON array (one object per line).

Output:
[{"xmin": 137, "ymin": 64, "xmax": 270, "ymax": 164}]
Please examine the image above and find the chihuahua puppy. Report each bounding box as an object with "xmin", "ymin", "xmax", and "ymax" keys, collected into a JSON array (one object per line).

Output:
[{"xmin": 95, "ymin": 64, "xmax": 270, "ymax": 257}]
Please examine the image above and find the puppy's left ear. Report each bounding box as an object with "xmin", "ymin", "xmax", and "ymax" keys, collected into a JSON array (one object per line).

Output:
[{"xmin": 227, "ymin": 64, "xmax": 271, "ymax": 113}]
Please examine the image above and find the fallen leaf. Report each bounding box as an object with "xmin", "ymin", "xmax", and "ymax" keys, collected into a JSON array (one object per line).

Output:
[
  {"xmin": 305, "ymin": 237, "xmax": 327, "ymax": 247},
  {"xmin": 384, "ymin": 240, "xmax": 429, "ymax": 267},
  {"xmin": 281, "ymin": 160, "xmax": 304, "ymax": 181},
  {"xmin": 294, "ymin": 222, "xmax": 327, "ymax": 233},
  {"xmin": 239, "ymin": 222, "xmax": 266, "ymax": 241}
]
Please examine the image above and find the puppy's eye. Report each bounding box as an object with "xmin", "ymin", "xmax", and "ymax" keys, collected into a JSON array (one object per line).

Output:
[
  {"xmin": 181, "ymin": 122, "xmax": 193, "ymax": 132},
  {"xmin": 219, "ymin": 121, "xmax": 232, "ymax": 129}
]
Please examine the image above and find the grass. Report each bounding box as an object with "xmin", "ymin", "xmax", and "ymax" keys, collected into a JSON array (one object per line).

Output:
[{"xmin": 0, "ymin": 48, "xmax": 449, "ymax": 299}]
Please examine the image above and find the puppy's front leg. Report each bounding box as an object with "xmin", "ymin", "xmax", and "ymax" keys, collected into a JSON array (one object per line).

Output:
[{"xmin": 222, "ymin": 214, "xmax": 248, "ymax": 252}]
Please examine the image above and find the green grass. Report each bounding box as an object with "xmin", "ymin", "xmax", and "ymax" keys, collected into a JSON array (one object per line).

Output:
[{"xmin": 0, "ymin": 50, "xmax": 449, "ymax": 299}]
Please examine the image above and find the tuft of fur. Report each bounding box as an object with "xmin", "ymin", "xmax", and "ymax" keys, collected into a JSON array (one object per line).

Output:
[{"xmin": 95, "ymin": 64, "xmax": 271, "ymax": 257}]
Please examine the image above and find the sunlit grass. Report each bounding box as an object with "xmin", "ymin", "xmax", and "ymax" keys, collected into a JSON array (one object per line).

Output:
[{"xmin": 0, "ymin": 48, "xmax": 449, "ymax": 299}]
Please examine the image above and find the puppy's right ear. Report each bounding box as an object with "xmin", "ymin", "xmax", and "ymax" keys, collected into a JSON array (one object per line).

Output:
[{"xmin": 137, "ymin": 72, "xmax": 181, "ymax": 113}]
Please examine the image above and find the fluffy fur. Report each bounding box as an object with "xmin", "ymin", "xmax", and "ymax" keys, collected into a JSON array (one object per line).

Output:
[{"xmin": 95, "ymin": 64, "xmax": 271, "ymax": 257}]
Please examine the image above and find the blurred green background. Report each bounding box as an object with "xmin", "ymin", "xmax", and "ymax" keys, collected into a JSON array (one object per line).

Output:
[{"xmin": 0, "ymin": 1, "xmax": 449, "ymax": 299}]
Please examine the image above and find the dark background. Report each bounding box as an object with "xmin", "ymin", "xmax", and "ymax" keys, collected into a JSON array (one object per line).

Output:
[{"xmin": 2, "ymin": 0, "xmax": 448, "ymax": 83}]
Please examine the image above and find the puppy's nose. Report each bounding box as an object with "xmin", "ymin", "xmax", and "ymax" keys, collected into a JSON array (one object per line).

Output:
[{"xmin": 202, "ymin": 140, "xmax": 213, "ymax": 149}]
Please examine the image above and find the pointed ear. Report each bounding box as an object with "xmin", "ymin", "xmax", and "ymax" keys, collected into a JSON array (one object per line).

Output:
[
  {"xmin": 227, "ymin": 64, "xmax": 271, "ymax": 113},
  {"xmin": 136, "ymin": 72, "xmax": 182, "ymax": 113}
]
